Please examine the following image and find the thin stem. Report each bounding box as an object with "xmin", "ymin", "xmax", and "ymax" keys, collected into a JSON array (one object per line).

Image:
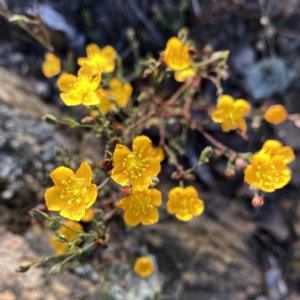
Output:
[{"xmin": 97, "ymin": 176, "xmax": 110, "ymax": 191}]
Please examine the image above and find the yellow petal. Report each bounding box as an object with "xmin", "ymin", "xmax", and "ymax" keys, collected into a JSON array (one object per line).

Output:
[
  {"xmin": 211, "ymin": 109, "xmax": 224, "ymax": 123},
  {"xmin": 193, "ymin": 199, "xmax": 205, "ymax": 216},
  {"xmin": 184, "ymin": 186, "xmax": 198, "ymax": 198},
  {"xmin": 221, "ymin": 120, "xmax": 235, "ymax": 132},
  {"xmin": 166, "ymin": 37, "xmax": 182, "ymax": 49},
  {"xmin": 42, "ymin": 53, "xmax": 61, "ymax": 77},
  {"xmin": 174, "ymin": 68, "xmax": 196, "ymax": 82},
  {"xmin": 81, "ymin": 209, "xmax": 95, "ymax": 222},
  {"xmin": 262, "ymin": 140, "xmax": 282, "ymax": 153},
  {"xmin": 141, "ymin": 206, "xmax": 159, "ymax": 225},
  {"xmin": 78, "ymin": 64, "xmax": 94, "ymax": 78},
  {"xmin": 109, "ymin": 78, "xmax": 122, "ymax": 90},
  {"xmin": 60, "ymin": 93, "xmax": 82, "ymax": 106},
  {"xmin": 84, "ymin": 184, "xmax": 98, "ymax": 208},
  {"xmin": 120, "ymin": 83, "xmax": 133, "ymax": 107},
  {"xmin": 45, "ymin": 186, "xmax": 64, "ymax": 210},
  {"xmin": 50, "ymin": 166, "xmax": 74, "ymax": 187},
  {"xmin": 113, "ymin": 144, "xmax": 131, "ymax": 166},
  {"xmin": 234, "ymin": 99, "xmax": 251, "ymax": 116},
  {"xmin": 86, "ymin": 43, "xmax": 102, "ymax": 58},
  {"xmin": 168, "ymin": 186, "xmax": 183, "ymax": 199},
  {"xmin": 111, "ymin": 165, "xmax": 130, "ymax": 186},
  {"xmin": 132, "ymin": 135, "xmax": 154, "ymax": 157},
  {"xmin": 244, "ymin": 165, "xmax": 256, "ymax": 185},
  {"xmin": 217, "ymin": 95, "xmax": 235, "ymax": 110},
  {"xmin": 175, "ymin": 213, "xmax": 193, "ymax": 222},
  {"xmin": 102, "ymin": 45, "xmax": 117, "ymax": 60},
  {"xmin": 57, "ymin": 74, "xmax": 77, "ymax": 93},
  {"xmin": 77, "ymin": 57, "xmax": 88, "ymax": 66},
  {"xmin": 124, "ymin": 210, "xmax": 140, "ymax": 226},
  {"xmin": 149, "ymin": 189, "xmax": 162, "ymax": 206},
  {"xmin": 153, "ymin": 147, "xmax": 165, "ymax": 162},
  {"xmin": 82, "ymin": 91, "xmax": 101, "ymax": 106},
  {"xmin": 75, "ymin": 161, "xmax": 93, "ymax": 186},
  {"xmin": 117, "ymin": 196, "xmax": 132, "ymax": 209},
  {"xmin": 60, "ymin": 202, "xmax": 86, "ymax": 221},
  {"xmin": 251, "ymin": 153, "xmax": 270, "ymax": 166},
  {"xmin": 276, "ymin": 146, "xmax": 295, "ymax": 164},
  {"xmin": 102, "ymin": 61, "xmax": 115, "ymax": 73},
  {"xmin": 235, "ymin": 118, "xmax": 247, "ymax": 132}
]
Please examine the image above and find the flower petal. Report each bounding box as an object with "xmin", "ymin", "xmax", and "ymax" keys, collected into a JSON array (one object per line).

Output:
[
  {"xmin": 60, "ymin": 202, "xmax": 86, "ymax": 221},
  {"xmin": 45, "ymin": 186, "xmax": 65, "ymax": 210},
  {"xmin": 244, "ymin": 165, "xmax": 256, "ymax": 185},
  {"xmin": 50, "ymin": 166, "xmax": 74, "ymax": 187},
  {"xmin": 57, "ymin": 74, "xmax": 77, "ymax": 93},
  {"xmin": 175, "ymin": 212, "xmax": 193, "ymax": 222},
  {"xmin": 117, "ymin": 196, "xmax": 132, "ymax": 209},
  {"xmin": 174, "ymin": 68, "xmax": 196, "ymax": 82},
  {"xmin": 193, "ymin": 199, "xmax": 205, "ymax": 216},
  {"xmin": 276, "ymin": 146, "xmax": 295, "ymax": 164},
  {"xmin": 217, "ymin": 95, "xmax": 234, "ymax": 109},
  {"xmin": 75, "ymin": 161, "xmax": 93, "ymax": 186},
  {"xmin": 86, "ymin": 43, "xmax": 102, "ymax": 58},
  {"xmin": 132, "ymin": 135, "xmax": 154, "ymax": 157},
  {"xmin": 141, "ymin": 206, "xmax": 159, "ymax": 225},
  {"xmin": 82, "ymin": 91, "xmax": 101, "ymax": 106},
  {"xmin": 102, "ymin": 45, "xmax": 117, "ymax": 60},
  {"xmin": 113, "ymin": 144, "xmax": 131, "ymax": 166},
  {"xmin": 235, "ymin": 118, "xmax": 247, "ymax": 132},
  {"xmin": 124, "ymin": 210, "xmax": 140, "ymax": 226},
  {"xmin": 221, "ymin": 120, "xmax": 235, "ymax": 132},
  {"xmin": 60, "ymin": 93, "xmax": 82, "ymax": 106},
  {"xmin": 211, "ymin": 109, "xmax": 224, "ymax": 123},
  {"xmin": 78, "ymin": 64, "xmax": 93, "ymax": 78},
  {"xmin": 184, "ymin": 186, "xmax": 198, "ymax": 198},
  {"xmin": 84, "ymin": 184, "xmax": 98, "ymax": 208},
  {"xmin": 111, "ymin": 165, "xmax": 130, "ymax": 186},
  {"xmin": 149, "ymin": 189, "xmax": 162, "ymax": 206},
  {"xmin": 234, "ymin": 99, "xmax": 251, "ymax": 117},
  {"xmin": 109, "ymin": 78, "xmax": 122, "ymax": 90},
  {"xmin": 262, "ymin": 140, "xmax": 282, "ymax": 153}
]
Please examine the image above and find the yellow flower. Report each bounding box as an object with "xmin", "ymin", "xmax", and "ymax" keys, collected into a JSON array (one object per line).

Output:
[
  {"xmin": 42, "ymin": 53, "xmax": 61, "ymax": 78},
  {"xmin": 163, "ymin": 37, "xmax": 195, "ymax": 82},
  {"xmin": 109, "ymin": 78, "xmax": 133, "ymax": 108},
  {"xmin": 167, "ymin": 186, "xmax": 205, "ymax": 221},
  {"xmin": 117, "ymin": 188, "xmax": 162, "ymax": 226},
  {"xmin": 244, "ymin": 153, "xmax": 291, "ymax": 192},
  {"xmin": 45, "ymin": 161, "xmax": 98, "ymax": 221},
  {"xmin": 81, "ymin": 208, "xmax": 95, "ymax": 222},
  {"xmin": 264, "ymin": 105, "xmax": 288, "ymax": 124},
  {"xmin": 259, "ymin": 140, "xmax": 295, "ymax": 164},
  {"xmin": 174, "ymin": 67, "xmax": 196, "ymax": 82},
  {"xmin": 51, "ymin": 220, "xmax": 83, "ymax": 254},
  {"xmin": 78, "ymin": 44, "xmax": 117, "ymax": 75},
  {"xmin": 152, "ymin": 146, "xmax": 165, "ymax": 162},
  {"xmin": 57, "ymin": 64, "xmax": 101, "ymax": 106},
  {"xmin": 134, "ymin": 257, "xmax": 154, "ymax": 277},
  {"xmin": 211, "ymin": 95, "xmax": 251, "ymax": 132},
  {"xmin": 111, "ymin": 135, "xmax": 161, "ymax": 189},
  {"xmin": 90, "ymin": 88, "xmax": 116, "ymax": 116}
]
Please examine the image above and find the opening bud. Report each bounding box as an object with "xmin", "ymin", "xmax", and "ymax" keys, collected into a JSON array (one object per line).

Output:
[
  {"xmin": 42, "ymin": 114, "xmax": 57, "ymax": 124},
  {"xmin": 15, "ymin": 262, "xmax": 32, "ymax": 273},
  {"xmin": 48, "ymin": 264, "xmax": 62, "ymax": 276},
  {"xmin": 200, "ymin": 146, "xmax": 214, "ymax": 162}
]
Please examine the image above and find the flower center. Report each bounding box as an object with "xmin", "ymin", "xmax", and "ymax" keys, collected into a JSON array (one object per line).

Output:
[
  {"xmin": 131, "ymin": 195, "xmax": 151, "ymax": 215},
  {"xmin": 60, "ymin": 176, "xmax": 87, "ymax": 205},
  {"xmin": 123, "ymin": 152, "xmax": 150, "ymax": 179}
]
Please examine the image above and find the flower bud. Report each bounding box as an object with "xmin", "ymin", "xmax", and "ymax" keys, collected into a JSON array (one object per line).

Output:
[
  {"xmin": 48, "ymin": 264, "xmax": 62, "ymax": 276},
  {"xmin": 97, "ymin": 239, "xmax": 108, "ymax": 249},
  {"xmin": 100, "ymin": 158, "xmax": 113, "ymax": 172},
  {"xmin": 15, "ymin": 262, "xmax": 32, "ymax": 273},
  {"xmin": 252, "ymin": 196, "xmax": 264, "ymax": 207},
  {"xmin": 81, "ymin": 116, "xmax": 95, "ymax": 124},
  {"xmin": 42, "ymin": 114, "xmax": 57, "ymax": 124},
  {"xmin": 200, "ymin": 146, "xmax": 214, "ymax": 162},
  {"xmin": 55, "ymin": 232, "xmax": 67, "ymax": 243},
  {"xmin": 121, "ymin": 187, "xmax": 131, "ymax": 197}
]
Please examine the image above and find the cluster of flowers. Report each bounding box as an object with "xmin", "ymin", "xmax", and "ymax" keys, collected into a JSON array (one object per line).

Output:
[
  {"xmin": 112, "ymin": 135, "xmax": 205, "ymax": 225},
  {"xmin": 43, "ymin": 44, "xmax": 132, "ymax": 114}
]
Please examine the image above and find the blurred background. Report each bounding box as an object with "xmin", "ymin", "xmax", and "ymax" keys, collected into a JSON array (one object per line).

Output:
[{"xmin": 1, "ymin": 0, "xmax": 300, "ymax": 299}]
